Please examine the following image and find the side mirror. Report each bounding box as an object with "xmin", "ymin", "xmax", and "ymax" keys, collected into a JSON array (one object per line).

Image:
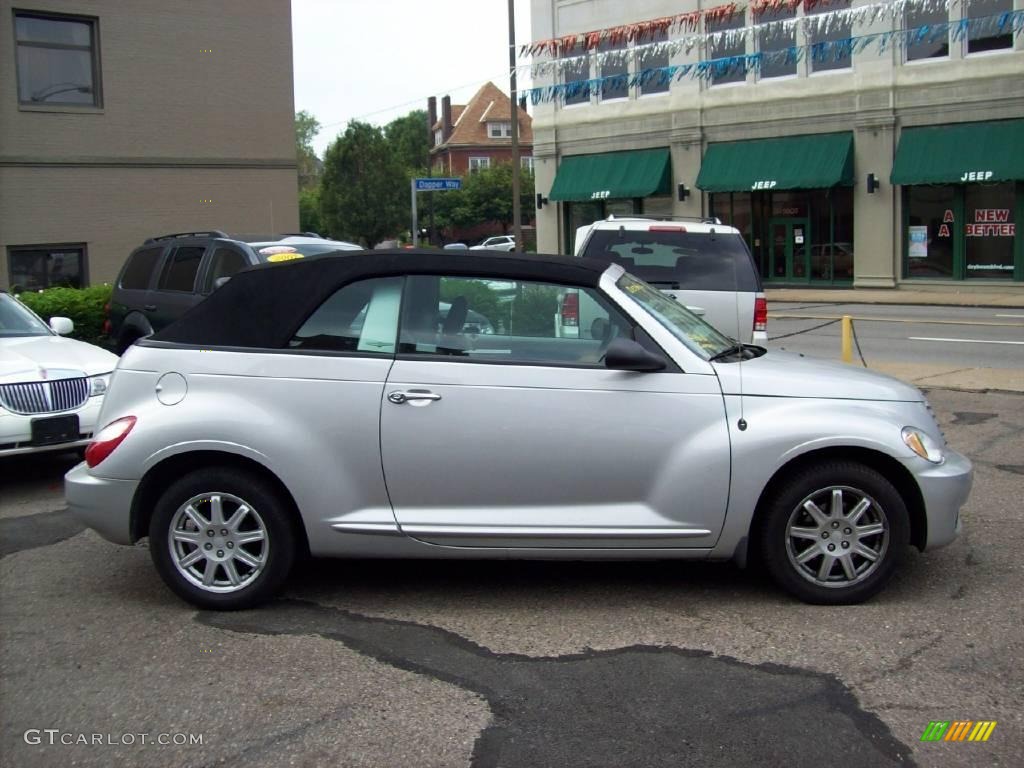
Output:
[
  {"xmin": 604, "ymin": 337, "xmax": 666, "ymax": 372},
  {"xmin": 213, "ymin": 276, "xmax": 232, "ymax": 290},
  {"xmin": 49, "ymin": 316, "xmax": 74, "ymax": 336}
]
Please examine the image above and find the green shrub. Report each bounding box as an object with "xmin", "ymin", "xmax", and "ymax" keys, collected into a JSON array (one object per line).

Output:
[{"xmin": 15, "ymin": 284, "xmax": 113, "ymax": 348}]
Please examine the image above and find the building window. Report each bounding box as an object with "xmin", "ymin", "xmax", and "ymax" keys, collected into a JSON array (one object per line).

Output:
[
  {"xmin": 808, "ymin": 0, "xmax": 852, "ymax": 73},
  {"xmin": 966, "ymin": 0, "xmax": 1013, "ymax": 54},
  {"xmin": 488, "ymin": 121, "xmax": 512, "ymax": 138},
  {"xmin": 637, "ymin": 29, "xmax": 670, "ymax": 95},
  {"xmin": 905, "ymin": 5, "xmax": 949, "ymax": 61},
  {"xmin": 708, "ymin": 10, "xmax": 746, "ymax": 85},
  {"xmin": 598, "ymin": 39, "xmax": 629, "ymax": 101},
  {"xmin": 14, "ymin": 12, "xmax": 101, "ymax": 106},
  {"xmin": 8, "ymin": 244, "xmax": 86, "ymax": 290},
  {"xmin": 434, "ymin": 129, "xmax": 444, "ymax": 146},
  {"xmin": 562, "ymin": 49, "xmax": 590, "ymax": 106},
  {"xmin": 905, "ymin": 186, "xmax": 957, "ymax": 278},
  {"xmin": 469, "ymin": 156, "xmax": 491, "ymax": 173},
  {"xmin": 757, "ymin": 5, "xmax": 798, "ymax": 79},
  {"xmin": 520, "ymin": 156, "xmax": 535, "ymax": 173}
]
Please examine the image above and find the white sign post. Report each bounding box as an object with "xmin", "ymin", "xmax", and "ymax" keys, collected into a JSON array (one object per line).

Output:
[{"xmin": 411, "ymin": 178, "xmax": 462, "ymax": 247}]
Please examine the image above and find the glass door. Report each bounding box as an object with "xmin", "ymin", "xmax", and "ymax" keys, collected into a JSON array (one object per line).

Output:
[{"xmin": 768, "ymin": 218, "xmax": 810, "ymax": 282}]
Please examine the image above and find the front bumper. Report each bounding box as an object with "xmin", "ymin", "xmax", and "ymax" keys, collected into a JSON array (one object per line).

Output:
[
  {"xmin": 0, "ymin": 396, "xmax": 103, "ymax": 458},
  {"xmin": 64, "ymin": 461, "xmax": 138, "ymax": 545},
  {"xmin": 908, "ymin": 448, "xmax": 973, "ymax": 550}
]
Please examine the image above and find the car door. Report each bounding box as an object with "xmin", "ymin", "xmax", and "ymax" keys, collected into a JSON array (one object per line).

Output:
[{"xmin": 380, "ymin": 274, "xmax": 731, "ymax": 550}]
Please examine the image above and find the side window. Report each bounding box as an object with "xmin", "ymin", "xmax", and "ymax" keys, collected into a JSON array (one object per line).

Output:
[
  {"xmin": 399, "ymin": 275, "xmax": 634, "ymax": 367},
  {"xmin": 157, "ymin": 246, "xmax": 205, "ymax": 292},
  {"xmin": 290, "ymin": 277, "xmax": 402, "ymax": 354},
  {"xmin": 204, "ymin": 247, "xmax": 249, "ymax": 292},
  {"xmin": 120, "ymin": 247, "xmax": 163, "ymax": 290}
]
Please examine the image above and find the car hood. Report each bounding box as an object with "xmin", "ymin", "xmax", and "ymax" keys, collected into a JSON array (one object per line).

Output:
[
  {"xmin": 712, "ymin": 350, "xmax": 923, "ymax": 402},
  {"xmin": 0, "ymin": 336, "xmax": 118, "ymax": 384}
]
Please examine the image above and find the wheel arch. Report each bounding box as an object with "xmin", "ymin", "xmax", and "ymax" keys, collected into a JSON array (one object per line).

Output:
[
  {"xmin": 129, "ymin": 450, "xmax": 310, "ymax": 556},
  {"xmin": 746, "ymin": 446, "xmax": 927, "ymax": 563}
]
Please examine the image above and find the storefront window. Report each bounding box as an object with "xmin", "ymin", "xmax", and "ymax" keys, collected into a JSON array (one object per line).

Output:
[
  {"xmin": 965, "ymin": 183, "xmax": 1015, "ymax": 279},
  {"xmin": 905, "ymin": 186, "xmax": 956, "ymax": 278}
]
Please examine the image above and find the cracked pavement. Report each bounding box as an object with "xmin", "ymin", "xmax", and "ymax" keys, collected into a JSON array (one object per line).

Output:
[{"xmin": 1, "ymin": 388, "xmax": 1022, "ymax": 767}]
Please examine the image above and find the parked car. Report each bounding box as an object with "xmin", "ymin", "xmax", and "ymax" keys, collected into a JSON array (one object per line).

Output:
[
  {"xmin": 66, "ymin": 250, "xmax": 971, "ymax": 610},
  {"xmin": 470, "ymin": 235, "xmax": 516, "ymax": 252},
  {"xmin": 442, "ymin": 243, "xmax": 469, "ymax": 250},
  {"xmin": 571, "ymin": 216, "xmax": 767, "ymax": 344},
  {"xmin": 106, "ymin": 232, "xmax": 363, "ymax": 354},
  {"xmin": 0, "ymin": 291, "xmax": 118, "ymax": 457}
]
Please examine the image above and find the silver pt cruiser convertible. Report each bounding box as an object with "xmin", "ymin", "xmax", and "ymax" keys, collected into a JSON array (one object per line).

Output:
[{"xmin": 65, "ymin": 250, "xmax": 972, "ymax": 609}]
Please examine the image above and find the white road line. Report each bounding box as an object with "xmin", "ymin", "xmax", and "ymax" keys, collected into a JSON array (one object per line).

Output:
[
  {"xmin": 996, "ymin": 314, "xmax": 1024, "ymax": 318},
  {"xmin": 909, "ymin": 337, "xmax": 1024, "ymax": 345}
]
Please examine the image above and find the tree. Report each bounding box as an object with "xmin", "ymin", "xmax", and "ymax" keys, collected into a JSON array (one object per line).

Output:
[
  {"xmin": 298, "ymin": 186, "xmax": 322, "ymax": 235},
  {"xmin": 320, "ymin": 121, "xmax": 406, "ymax": 246},
  {"xmin": 295, "ymin": 110, "xmax": 321, "ymax": 190},
  {"xmin": 384, "ymin": 109, "xmax": 429, "ymax": 173}
]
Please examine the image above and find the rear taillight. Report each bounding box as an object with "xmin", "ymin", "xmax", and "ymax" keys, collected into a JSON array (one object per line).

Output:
[
  {"xmin": 560, "ymin": 292, "xmax": 579, "ymax": 327},
  {"xmin": 754, "ymin": 297, "xmax": 768, "ymax": 333},
  {"xmin": 85, "ymin": 416, "xmax": 136, "ymax": 468},
  {"xmin": 648, "ymin": 225, "xmax": 686, "ymax": 232}
]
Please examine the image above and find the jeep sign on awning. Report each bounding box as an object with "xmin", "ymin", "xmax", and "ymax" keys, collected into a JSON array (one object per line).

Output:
[
  {"xmin": 548, "ymin": 148, "xmax": 671, "ymax": 202},
  {"xmin": 696, "ymin": 133, "xmax": 855, "ymax": 192},
  {"xmin": 891, "ymin": 119, "xmax": 1024, "ymax": 186}
]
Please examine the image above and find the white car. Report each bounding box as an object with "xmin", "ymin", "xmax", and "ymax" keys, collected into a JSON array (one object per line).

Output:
[
  {"xmin": 470, "ymin": 235, "xmax": 516, "ymax": 252},
  {"xmin": 0, "ymin": 291, "xmax": 118, "ymax": 457}
]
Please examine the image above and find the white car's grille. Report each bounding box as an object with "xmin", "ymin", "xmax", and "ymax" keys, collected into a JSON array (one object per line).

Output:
[{"xmin": 0, "ymin": 378, "xmax": 89, "ymax": 415}]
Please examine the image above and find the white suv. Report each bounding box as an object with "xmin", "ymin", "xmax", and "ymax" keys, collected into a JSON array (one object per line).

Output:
[{"xmin": 567, "ymin": 217, "xmax": 767, "ymax": 344}]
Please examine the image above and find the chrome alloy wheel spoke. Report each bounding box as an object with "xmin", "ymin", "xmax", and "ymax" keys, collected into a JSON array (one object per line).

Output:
[
  {"xmin": 168, "ymin": 492, "xmax": 269, "ymax": 594},
  {"xmin": 786, "ymin": 485, "xmax": 889, "ymax": 589}
]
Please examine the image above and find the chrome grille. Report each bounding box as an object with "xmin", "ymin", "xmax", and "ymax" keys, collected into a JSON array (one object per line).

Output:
[{"xmin": 0, "ymin": 378, "xmax": 89, "ymax": 415}]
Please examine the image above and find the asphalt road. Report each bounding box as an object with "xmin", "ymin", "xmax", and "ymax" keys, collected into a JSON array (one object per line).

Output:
[
  {"xmin": 768, "ymin": 303, "xmax": 1024, "ymax": 369},
  {"xmin": 1, "ymin": 388, "xmax": 1023, "ymax": 768}
]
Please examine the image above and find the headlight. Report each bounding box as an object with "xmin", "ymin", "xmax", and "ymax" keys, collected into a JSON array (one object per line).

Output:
[
  {"xmin": 902, "ymin": 426, "xmax": 944, "ymax": 464},
  {"xmin": 88, "ymin": 373, "xmax": 112, "ymax": 397}
]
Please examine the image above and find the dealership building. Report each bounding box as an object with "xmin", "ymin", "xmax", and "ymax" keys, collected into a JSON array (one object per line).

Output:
[{"xmin": 529, "ymin": 0, "xmax": 1024, "ymax": 289}]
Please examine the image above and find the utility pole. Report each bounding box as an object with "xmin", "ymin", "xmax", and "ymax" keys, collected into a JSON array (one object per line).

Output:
[{"xmin": 508, "ymin": 0, "xmax": 522, "ymax": 252}]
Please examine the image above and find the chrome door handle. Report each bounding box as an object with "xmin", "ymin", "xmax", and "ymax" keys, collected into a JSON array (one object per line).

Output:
[
  {"xmin": 388, "ymin": 390, "xmax": 442, "ymax": 405},
  {"xmin": 685, "ymin": 305, "xmax": 706, "ymax": 316}
]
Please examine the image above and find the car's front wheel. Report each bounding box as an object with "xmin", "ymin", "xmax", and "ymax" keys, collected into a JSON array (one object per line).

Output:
[
  {"xmin": 149, "ymin": 468, "xmax": 296, "ymax": 610},
  {"xmin": 759, "ymin": 461, "xmax": 910, "ymax": 605}
]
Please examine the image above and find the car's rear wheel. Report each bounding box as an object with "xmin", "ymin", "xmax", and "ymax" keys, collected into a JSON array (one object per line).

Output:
[
  {"xmin": 759, "ymin": 461, "xmax": 909, "ymax": 605},
  {"xmin": 149, "ymin": 468, "xmax": 296, "ymax": 610}
]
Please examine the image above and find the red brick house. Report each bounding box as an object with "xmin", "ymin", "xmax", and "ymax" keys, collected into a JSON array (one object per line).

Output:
[{"xmin": 428, "ymin": 82, "xmax": 534, "ymax": 177}]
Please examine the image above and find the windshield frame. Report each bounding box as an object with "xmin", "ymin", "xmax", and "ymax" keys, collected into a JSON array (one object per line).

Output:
[
  {"xmin": 0, "ymin": 292, "xmax": 54, "ymax": 338},
  {"xmin": 612, "ymin": 272, "xmax": 734, "ymax": 360}
]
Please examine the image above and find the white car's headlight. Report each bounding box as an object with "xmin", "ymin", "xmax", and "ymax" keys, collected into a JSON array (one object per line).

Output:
[
  {"xmin": 88, "ymin": 373, "xmax": 112, "ymax": 397},
  {"xmin": 902, "ymin": 426, "xmax": 944, "ymax": 464}
]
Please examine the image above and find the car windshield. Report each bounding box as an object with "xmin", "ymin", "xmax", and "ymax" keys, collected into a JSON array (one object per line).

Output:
[
  {"xmin": 616, "ymin": 273, "xmax": 734, "ymax": 359},
  {"xmin": 0, "ymin": 293, "xmax": 52, "ymax": 338},
  {"xmin": 586, "ymin": 229, "xmax": 758, "ymax": 291}
]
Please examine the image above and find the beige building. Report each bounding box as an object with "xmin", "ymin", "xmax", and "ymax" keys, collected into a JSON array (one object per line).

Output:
[
  {"xmin": 0, "ymin": 0, "xmax": 298, "ymax": 289},
  {"xmin": 530, "ymin": 0, "xmax": 1024, "ymax": 290}
]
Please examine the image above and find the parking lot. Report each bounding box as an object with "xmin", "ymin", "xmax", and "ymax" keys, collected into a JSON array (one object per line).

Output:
[{"xmin": 2, "ymin": 386, "xmax": 1022, "ymax": 768}]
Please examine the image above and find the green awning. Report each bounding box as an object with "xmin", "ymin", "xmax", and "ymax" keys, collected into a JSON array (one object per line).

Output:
[
  {"xmin": 696, "ymin": 133, "xmax": 854, "ymax": 192},
  {"xmin": 549, "ymin": 148, "xmax": 671, "ymax": 202},
  {"xmin": 891, "ymin": 119, "xmax": 1024, "ymax": 185}
]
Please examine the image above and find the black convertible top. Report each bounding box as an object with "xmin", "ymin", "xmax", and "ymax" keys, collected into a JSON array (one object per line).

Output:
[{"xmin": 149, "ymin": 249, "xmax": 611, "ymax": 349}]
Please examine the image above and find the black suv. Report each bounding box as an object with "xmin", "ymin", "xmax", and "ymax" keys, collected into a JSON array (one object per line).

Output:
[{"xmin": 106, "ymin": 231, "xmax": 362, "ymax": 354}]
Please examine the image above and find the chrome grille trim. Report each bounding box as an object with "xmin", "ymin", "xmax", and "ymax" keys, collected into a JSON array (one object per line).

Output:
[{"xmin": 0, "ymin": 378, "xmax": 89, "ymax": 415}]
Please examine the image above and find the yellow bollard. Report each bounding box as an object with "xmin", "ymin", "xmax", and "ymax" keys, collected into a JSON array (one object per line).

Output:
[{"xmin": 841, "ymin": 315, "xmax": 853, "ymax": 364}]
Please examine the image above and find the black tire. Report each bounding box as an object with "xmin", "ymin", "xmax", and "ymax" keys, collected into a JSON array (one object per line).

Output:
[
  {"xmin": 758, "ymin": 461, "xmax": 910, "ymax": 605},
  {"xmin": 149, "ymin": 467, "xmax": 297, "ymax": 610}
]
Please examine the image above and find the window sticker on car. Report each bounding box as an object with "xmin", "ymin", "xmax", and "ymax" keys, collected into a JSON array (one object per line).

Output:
[{"xmin": 265, "ymin": 252, "xmax": 304, "ymax": 263}]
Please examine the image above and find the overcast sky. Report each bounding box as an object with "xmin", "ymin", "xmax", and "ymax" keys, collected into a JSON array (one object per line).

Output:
[{"xmin": 292, "ymin": 0, "xmax": 533, "ymax": 157}]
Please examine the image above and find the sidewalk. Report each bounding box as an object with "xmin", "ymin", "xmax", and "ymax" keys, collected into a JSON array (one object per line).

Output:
[
  {"xmin": 868, "ymin": 362, "xmax": 1024, "ymax": 395},
  {"xmin": 766, "ymin": 287, "xmax": 1024, "ymax": 308}
]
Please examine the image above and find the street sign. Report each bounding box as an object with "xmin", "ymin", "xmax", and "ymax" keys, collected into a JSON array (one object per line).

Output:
[{"xmin": 414, "ymin": 178, "xmax": 461, "ymax": 192}]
